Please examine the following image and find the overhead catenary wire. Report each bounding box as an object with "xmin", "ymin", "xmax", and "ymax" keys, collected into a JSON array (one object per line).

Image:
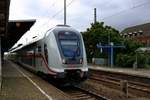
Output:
[
  {"xmin": 41, "ymin": 0, "xmax": 76, "ymax": 26},
  {"xmin": 39, "ymin": 0, "xmax": 57, "ymax": 18},
  {"xmin": 102, "ymin": 1, "xmax": 150, "ymax": 20},
  {"xmin": 51, "ymin": 0, "xmax": 75, "ymax": 20}
]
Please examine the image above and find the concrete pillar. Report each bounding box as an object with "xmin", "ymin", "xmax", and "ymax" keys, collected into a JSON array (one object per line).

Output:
[
  {"xmin": 0, "ymin": 37, "xmax": 1, "ymax": 91},
  {"xmin": 120, "ymin": 80, "xmax": 128, "ymax": 97}
]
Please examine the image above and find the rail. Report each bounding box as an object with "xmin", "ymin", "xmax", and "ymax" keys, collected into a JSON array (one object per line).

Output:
[
  {"xmin": 60, "ymin": 86, "xmax": 108, "ymax": 100},
  {"xmin": 89, "ymin": 69, "xmax": 150, "ymax": 98}
]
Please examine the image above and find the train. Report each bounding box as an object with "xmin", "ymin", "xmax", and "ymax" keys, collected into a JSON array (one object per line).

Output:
[{"xmin": 9, "ymin": 25, "xmax": 88, "ymax": 85}]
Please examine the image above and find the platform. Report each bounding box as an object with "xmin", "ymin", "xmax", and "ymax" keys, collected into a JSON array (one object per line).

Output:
[
  {"xmin": 0, "ymin": 60, "xmax": 70, "ymax": 100},
  {"xmin": 89, "ymin": 65, "xmax": 150, "ymax": 78}
]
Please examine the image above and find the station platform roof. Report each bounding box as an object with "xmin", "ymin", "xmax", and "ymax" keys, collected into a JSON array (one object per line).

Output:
[
  {"xmin": 0, "ymin": 0, "xmax": 10, "ymax": 36},
  {"xmin": 2, "ymin": 20, "xmax": 36, "ymax": 52},
  {"xmin": 0, "ymin": 0, "xmax": 36, "ymax": 52}
]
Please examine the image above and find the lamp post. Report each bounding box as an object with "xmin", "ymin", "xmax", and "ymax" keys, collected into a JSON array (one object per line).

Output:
[{"xmin": 107, "ymin": 28, "xmax": 111, "ymax": 45}]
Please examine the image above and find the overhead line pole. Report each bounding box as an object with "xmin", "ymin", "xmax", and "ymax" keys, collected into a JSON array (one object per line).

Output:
[
  {"xmin": 94, "ymin": 8, "xmax": 97, "ymax": 23},
  {"xmin": 64, "ymin": 0, "xmax": 66, "ymax": 25}
]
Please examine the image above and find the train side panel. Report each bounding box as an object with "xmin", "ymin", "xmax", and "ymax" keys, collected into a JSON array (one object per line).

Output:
[
  {"xmin": 17, "ymin": 43, "xmax": 37, "ymax": 71},
  {"xmin": 44, "ymin": 31, "xmax": 63, "ymax": 72},
  {"xmin": 35, "ymin": 41, "xmax": 48, "ymax": 73},
  {"xmin": 81, "ymin": 34, "xmax": 88, "ymax": 71}
]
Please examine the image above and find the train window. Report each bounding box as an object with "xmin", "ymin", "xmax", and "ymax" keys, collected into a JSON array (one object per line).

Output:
[
  {"xmin": 38, "ymin": 46, "xmax": 41, "ymax": 52},
  {"xmin": 58, "ymin": 31, "xmax": 78, "ymax": 40},
  {"xmin": 60, "ymin": 40, "xmax": 78, "ymax": 46},
  {"xmin": 60, "ymin": 40, "xmax": 80, "ymax": 57},
  {"xmin": 57, "ymin": 31, "xmax": 82, "ymax": 57},
  {"xmin": 44, "ymin": 44, "xmax": 48, "ymax": 63}
]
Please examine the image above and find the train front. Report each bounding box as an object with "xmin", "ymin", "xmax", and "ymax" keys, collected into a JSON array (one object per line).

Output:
[{"xmin": 53, "ymin": 26, "xmax": 88, "ymax": 84}]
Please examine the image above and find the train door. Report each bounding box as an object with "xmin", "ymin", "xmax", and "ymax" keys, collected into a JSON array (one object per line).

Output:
[
  {"xmin": 44, "ymin": 44, "xmax": 48, "ymax": 64},
  {"xmin": 35, "ymin": 45, "xmax": 42, "ymax": 72},
  {"xmin": 33, "ymin": 47, "xmax": 36, "ymax": 67}
]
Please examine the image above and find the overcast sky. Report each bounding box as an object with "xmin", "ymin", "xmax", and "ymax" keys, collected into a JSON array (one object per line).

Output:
[{"xmin": 9, "ymin": 0, "xmax": 150, "ymax": 47}]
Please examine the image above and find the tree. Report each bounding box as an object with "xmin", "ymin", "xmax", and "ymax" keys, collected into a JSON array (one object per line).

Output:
[
  {"xmin": 81, "ymin": 21, "xmax": 144, "ymax": 67},
  {"xmin": 81, "ymin": 22, "xmax": 122, "ymax": 62},
  {"xmin": 115, "ymin": 39, "xmax": 144, "ymax": 67}
]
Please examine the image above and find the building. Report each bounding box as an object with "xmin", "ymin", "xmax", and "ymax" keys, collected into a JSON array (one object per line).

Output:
[{"xmin": 121, "ymin": 23, "xmax": 150, "ymax": 45}]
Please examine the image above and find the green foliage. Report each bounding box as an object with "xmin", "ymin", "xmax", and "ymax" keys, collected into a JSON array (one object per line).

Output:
[
  {"xmin": 81, "ymin": 22, "xmax": 122, "ymax": 60},
  {"xmin": 116, "ymin": 53, "xmax": 135, "ymax": 67},
  {"xmin": 123, "ymin": 39, "xmax": 143, "ymax": 54},
  {"xmin": 81, "ymin": 21, "xmax": 144, "ymax": 68},
  {"xmin": 137, "ymin": 53, "xmax": 150, "ymax": 68}
]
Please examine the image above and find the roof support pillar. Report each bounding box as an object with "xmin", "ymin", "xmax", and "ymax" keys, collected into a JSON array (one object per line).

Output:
[{"xmin": 0, "ymin": 37, "xmax": 2, "ymax": 91}]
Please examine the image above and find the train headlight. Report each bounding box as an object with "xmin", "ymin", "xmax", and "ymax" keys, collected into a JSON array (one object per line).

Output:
[
  {"xmin": 62, "ymin": 59, "xmax": 66, "ymax": 64},
  {"xmin": 80, "ymin": 58, "xmax": 83, "ymax": 64}
]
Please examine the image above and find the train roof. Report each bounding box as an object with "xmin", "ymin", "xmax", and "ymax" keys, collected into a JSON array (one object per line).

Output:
[
  {"xmin": 9, "ymin": 36, "xmax": 41, "ymax": 53},
  {"xmin": 53, "ymin": 25, "xmax": 78, "ymax": 31},
  {"xmin": 9, "ymin": 25, "xmax": 79, "ymax": 53}
]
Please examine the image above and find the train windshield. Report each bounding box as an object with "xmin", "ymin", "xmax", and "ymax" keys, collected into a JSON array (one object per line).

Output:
[{"xmin": 58, "ymin": 31, "xmax": 81, "ymax": 57}]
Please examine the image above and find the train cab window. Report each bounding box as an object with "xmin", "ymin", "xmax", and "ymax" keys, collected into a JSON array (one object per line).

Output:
[
  {"xmin": 44, "ymin": 44, "xmax": 48, "ymax": 63},
  {"xmin": 58, "ymin": 31, "xmax": 81, "ymax": 57},
  {"xmin": 38, "ymin": 46, "xmax": 41, "ymax": 52}
]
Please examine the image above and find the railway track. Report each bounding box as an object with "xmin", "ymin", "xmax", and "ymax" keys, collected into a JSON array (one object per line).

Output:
[
  {"xmin": 14, "ymin": 62, "xmax": 108, "ymax": 100},
  {"xmin": 89, "ymin": 69, "xmax": 150, "ymax": 98},
  {"xmin": 61, "ymin": 86, "xmax": 108, "ymax": 100}
]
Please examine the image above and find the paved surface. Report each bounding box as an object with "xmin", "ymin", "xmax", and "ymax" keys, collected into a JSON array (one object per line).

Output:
[
  {"xmin": 0, "ymin": 60, "xmax": 70, "ymax": 100},
  {"xmin": 89, "ymin": 65, "xmax": 150, "ymax": 78}
]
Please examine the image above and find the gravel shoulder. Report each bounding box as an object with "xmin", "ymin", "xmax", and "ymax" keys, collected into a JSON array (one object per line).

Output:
[{"xmin": 80, "ymin": 79, "xmax": 150, "ymax": 100}]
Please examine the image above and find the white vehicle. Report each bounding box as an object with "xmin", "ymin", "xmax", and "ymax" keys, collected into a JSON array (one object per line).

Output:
[{"xmin": 10, "ymin": 25, "xmax": 88, "ymax": 84}]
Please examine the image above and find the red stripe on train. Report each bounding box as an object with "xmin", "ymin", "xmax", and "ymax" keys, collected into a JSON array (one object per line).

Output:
[{"xmin": 22, "ymin": 53, "xmax": 57, "ymax": 75}]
